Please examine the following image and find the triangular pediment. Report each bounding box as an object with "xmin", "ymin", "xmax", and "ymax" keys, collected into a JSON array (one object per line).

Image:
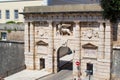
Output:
[
  {"xmin": 36, "ymin": 40, "xmax": 48, "ymax": 46},
  {"xmin": 82, "ymin": 43, "xmax": 98, "ymax": 49}
]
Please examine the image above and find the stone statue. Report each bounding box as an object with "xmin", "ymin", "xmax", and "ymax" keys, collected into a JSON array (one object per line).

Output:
[{"xmin": 56, "ymin": 24, "xmax": 72, "ymax": 36}]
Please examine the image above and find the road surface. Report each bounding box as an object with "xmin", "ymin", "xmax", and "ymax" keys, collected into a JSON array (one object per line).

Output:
[{"xmin": 39, "ymin": 62, "xmax": 73, "ymax": 80}]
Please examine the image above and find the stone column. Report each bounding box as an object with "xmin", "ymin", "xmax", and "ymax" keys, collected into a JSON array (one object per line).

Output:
[
  {"xmin": 24, "ymin": 22, "xmax": 29, "ymax": 54},
  {"xmin": 98, "ymin": 21, "xmax": 105, "ymax": 59},
  {"xmin": 105, "ymin": 21, "xmax": 112, "ymax": 60},
  {"xmin": 24, "ymin": 22, "xmax": 30, "ymax": 69},
  {"xmin": 104, "ymin": 21, "xmax": 112, "ymax": 80},
  {"xmin": 24, "ymin": 22, "xmax": 35, "ymax": 70},
  {"xmin": 117, "ymin": 22, "xmax": 120, "ymax": 41},
  {"xmin": 46, "ymin": 21, "xmax": 54, "ymax": 73},
  {"xmin": 30, "ymin": 22, "xmax": 36, "ymax": 70},
  {"xmin": 73, "ymin": 21, "xmax": 81, "ymax": 80},
  {"xmin": 97, "ymin": 21, "xmax": 111, "ymax": 80}
]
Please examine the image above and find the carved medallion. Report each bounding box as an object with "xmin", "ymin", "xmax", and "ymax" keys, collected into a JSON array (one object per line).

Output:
[
  {"xmin": 82, "ymin": 29, "xmax": 99, "ymax": 39},
  {"xmin": 38, "ymin": 30, "xmax": 48, "ymax": 38},
  {"xmin": 86, "ymin": 29, "xmax": 93, "ymax": 39}
]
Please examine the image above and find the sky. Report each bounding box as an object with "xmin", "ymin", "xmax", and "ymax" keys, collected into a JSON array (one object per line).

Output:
[
  {"xmin": 0, "ymin": 0, "xmax": 12, "ymax": 1},
  {"xmin": 0, "ymin": 0, "xmax": 24, "ymax": 1}
]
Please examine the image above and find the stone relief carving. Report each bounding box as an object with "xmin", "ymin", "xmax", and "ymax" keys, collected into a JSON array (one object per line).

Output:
[
  {"xmin": 36, "ymin": 40, "xmax": 48, "ymax": 46},
  {"xmin": 82, "ymin": 29, "xmax": 99, "ymax": 39},
  {"xmin": 84, "ymin": 49, "xmax": 97, "ymax": 58},
  {"xmin": 61, "ymin": 39, "xmax": 68, "ymax": 47},
  {"xmin": 38, "ymin": 30, "xmax": 48, "ymax": 38},
  {"xmin": 56, "ymin": 23, "xmax": 72, "ymax": 36},
  {"xmin": 40, "ymin": 32, "xmax": 48, "ymax": 37}
]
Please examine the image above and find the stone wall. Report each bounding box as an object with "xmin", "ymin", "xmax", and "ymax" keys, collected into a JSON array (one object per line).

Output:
[
  {"xmin": 0, "ymin": 41, "xmax": 25, "ymax": 77},
  {"xmin": 113, "ymin": 22, "xmax": 120, "ymax": 45},
  {"xmin": 0, "ymin": 24, "xmax": 24, "ymax": 41},
  {"xmin": 112, "ymin": 48, "xmax": 120, "ymax": 80},
  {"xmin": 112, "ymin": 22, "xmax": 120, "ymax": 80}
]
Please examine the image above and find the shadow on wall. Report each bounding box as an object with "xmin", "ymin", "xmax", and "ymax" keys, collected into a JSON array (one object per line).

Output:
[
  {"xmin": 112, "ymin": 23, "xmax": 119, "ymax": 41},
  {"xmin": 0, "ymin": 41, "xmax": 25, "ymax": 78}
]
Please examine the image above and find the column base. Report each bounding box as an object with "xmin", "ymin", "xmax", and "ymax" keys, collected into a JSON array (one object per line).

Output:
[{"xmin": 45, "ymin": 68, "xmax": 53, "ymax": 73}]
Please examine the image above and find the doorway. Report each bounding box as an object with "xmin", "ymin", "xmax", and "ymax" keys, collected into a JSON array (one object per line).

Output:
[
  {"xmin": 87, "ymin": 63, "xmax": 93, "ymax": 75},
  {"xmin": 40, "ymin": 58, "xmax": 45, "ymax": 70}
]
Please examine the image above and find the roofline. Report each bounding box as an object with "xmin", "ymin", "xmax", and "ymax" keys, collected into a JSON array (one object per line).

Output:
[
  {"xmin": 22, "ymin": 4, "xmax": 102, "ymax": 14},
  {"xmin": 20, "ymin": 11, "xmax": 102, "ymax": 14}
]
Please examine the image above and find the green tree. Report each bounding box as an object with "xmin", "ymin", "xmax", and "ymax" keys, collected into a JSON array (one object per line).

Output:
[{"xmin": 100, "ymin": 0, "xmax": 120, "ymax": 23}]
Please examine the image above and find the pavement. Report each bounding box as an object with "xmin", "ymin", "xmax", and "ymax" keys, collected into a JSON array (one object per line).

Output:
[
  {"xmin": 4, "ymin": 69, "xmax": 51, "ymax": 80},
  {"xmin": 40, "ymin": 60, "xmax": 73, "ymax": 80},
  {"xmin": 40, "ymin": 70, "xmax": 73, "ymax": 80},
  {"xmin": 4, "ymin": 54, "xmax": 73, "ymax": 80}
]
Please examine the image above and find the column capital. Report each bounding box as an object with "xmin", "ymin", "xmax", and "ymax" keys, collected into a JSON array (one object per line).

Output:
[
  {"xmin": 29, "ymin": 22, "xmax": 34, "ymax": 27},
  {"xmin": 74, "ymin": 21, "xmax": 80, "ymax": 30},
  {"xmin": 105, "ymin": 20, "xmax": 110, "ymax": 26},
  {"xmin": 48, "ymin": 21, "xmax": 53, "ymax": 29},
  {"xmin": 47, "ymin": 20, "xmax": 53, "ymax": 23},
  {"xmin": 24, "ymin": 22, "xmax": 29, "ymax": 25},
  {"xmin": 97, "ymin": 20, "xmax": 105, "ymax": 23},
  {"xmin": 74, "ymin": 21, "xmax": 80, "ymax": 24}
]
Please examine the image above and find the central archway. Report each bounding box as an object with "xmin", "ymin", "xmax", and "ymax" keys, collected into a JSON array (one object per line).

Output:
[{"xmin": 57, "ymin": 46, "xmax": 73, "ymax": 71}]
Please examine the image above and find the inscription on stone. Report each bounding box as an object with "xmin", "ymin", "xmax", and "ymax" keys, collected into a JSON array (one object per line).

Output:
[
  {"xmin": 84, "ymin": 49, "xmax": 97, "ymax": 58},
  {"xmin": 37, "ymin": 46, "xmax": 47, "ymax": 54}
]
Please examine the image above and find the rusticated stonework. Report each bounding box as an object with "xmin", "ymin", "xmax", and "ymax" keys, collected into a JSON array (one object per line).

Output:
[{"xmin": 23, "ymin": 4, "xmax": 112, "ymax": 80}]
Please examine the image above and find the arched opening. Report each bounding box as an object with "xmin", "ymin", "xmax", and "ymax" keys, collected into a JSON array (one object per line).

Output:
[{"xmin": 57, "ymin": 46, "xmax": 73, "ymax": 71}]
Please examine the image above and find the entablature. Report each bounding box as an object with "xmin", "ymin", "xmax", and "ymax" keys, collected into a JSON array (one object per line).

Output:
[{"xmin": 24, "ymin": 12, "xmax": 103, "ymax": 22}]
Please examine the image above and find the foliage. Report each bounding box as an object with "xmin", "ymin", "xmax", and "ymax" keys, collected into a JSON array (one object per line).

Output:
[
  {"xmin": 6, "ymin": 21, "xmax": 16, "ymax": 24},
  {"xmin": 14, "ymin": 28, "xmax": 17, "ymax": 32},
  {"xmin": 16, "ymin": 22, "xmax": 23, "ymax": 24},
  {"xmin": 100, "ymin": 0, "xmax": 120, "ymax": 22},
  {"xmin": 7, "ymin": 29, "xmax": 11, "ymax": 33}
]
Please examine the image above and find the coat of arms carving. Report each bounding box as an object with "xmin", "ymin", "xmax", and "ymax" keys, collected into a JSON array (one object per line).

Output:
[{"xmin": 82, "ymin": 29, "xmax": 99, "ymax": 39}]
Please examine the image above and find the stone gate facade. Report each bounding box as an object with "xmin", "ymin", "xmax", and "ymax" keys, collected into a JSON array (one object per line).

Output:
[{"xmin": 23, "ymin": 4, "xmax": 112, "ymax": 80}]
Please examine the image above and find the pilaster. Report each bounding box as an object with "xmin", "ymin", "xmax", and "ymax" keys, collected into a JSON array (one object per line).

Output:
[
  {"xmin": 98, "ymin": 21, "xmax": 105, "ymax": 59},
  {"xmin": 97, "ymin": 21, "xmax": 111, "ymax": 80},
  {"xmin": 73, "ymin": 21, "xmax": 81, "ymax": 80},
  {"xmin": 105, "ymin": 21, "xmax": 112, "ymax": 60},
  {"xmin": 46, "ymin": 21, "xmax": 54, "ymax": 73},
  {"xmin": 24, "ymin": 22, "xmax": 31, "ymax": 69},
  {"xmin": 24, "ymin": 22, "xmax": 36, "ymax": 70},
  {"xmin": 30, "ymin": 22, "xmax": 36, "ymax": 70},
  {"xmin": 24, "ymin": 22, "xmax": 29, "ymax": 53}
]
